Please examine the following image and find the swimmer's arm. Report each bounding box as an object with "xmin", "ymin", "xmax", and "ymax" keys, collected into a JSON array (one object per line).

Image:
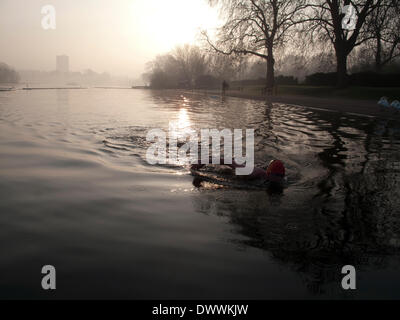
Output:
[
  {"xmin": 190, "ymin": 156, "xmax": 245, "ymax": 170},
  {"xmin": 219, "ymin": 157, "xmax": 261, "ymax": 179}
]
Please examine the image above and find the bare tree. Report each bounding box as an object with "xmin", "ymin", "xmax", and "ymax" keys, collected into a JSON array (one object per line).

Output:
[
  {"xmin": 365, "ymin": 0, "xmax": 400, "ymax": 71},
  {"xmin": 207, "ymin": 53, "xmax": 242, "ymax": 80},
  {"xmin": 144, "ymin": 45, "xmax": 209, "ymax": 89},
  {"xmin": 203, "ymin": 0, "xmax": 309, "ymax": 90},
  {"xmin": 173, "ymin": 45, "xmax": 207, "ymax": 87},
  {"xmin": 306, "ymin": 0, "xmax": 380, "ymax": 88}
]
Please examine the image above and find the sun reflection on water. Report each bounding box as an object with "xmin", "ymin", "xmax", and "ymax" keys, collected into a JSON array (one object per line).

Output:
[{"xmin": 177, "ymin": 107, "xmax": 191, "ymax": 131}]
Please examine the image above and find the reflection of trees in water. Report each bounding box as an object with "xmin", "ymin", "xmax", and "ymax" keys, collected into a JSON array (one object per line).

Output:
[
  {"xmin": 191, "ymin": 107, "xmax": 400, "ymax": 295},
  {"xmin": 312, "ymin": 112, "xmax": 400, "ymax": 254},
  {"xmin": 340, "ymin": 119, "xmax": 400, "ymax": 253}
]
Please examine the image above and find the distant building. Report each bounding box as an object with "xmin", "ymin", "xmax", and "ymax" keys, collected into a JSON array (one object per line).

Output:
[{"xmin": 56, "ymin": 55, "xmax": 69, "ymax": 73}]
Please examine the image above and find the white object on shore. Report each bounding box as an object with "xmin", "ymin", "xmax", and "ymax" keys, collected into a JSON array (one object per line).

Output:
[
  {"xmin": 391, "ymin": 100, "xmax": 400, "ymax": 109},
  {"xmin": 378, "ymin": 96, "xmax": 390, "ymax": 108}
]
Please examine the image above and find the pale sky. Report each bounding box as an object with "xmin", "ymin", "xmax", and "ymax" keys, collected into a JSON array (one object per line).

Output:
[{"xmin": 0, "ymin": 0, "xmax": 220, "ymax": 77}]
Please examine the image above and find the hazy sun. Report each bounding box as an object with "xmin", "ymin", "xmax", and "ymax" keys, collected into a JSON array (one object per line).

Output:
[{"xmin": 130, "ymin": 0, "xmax": 219, "ymax": 52}]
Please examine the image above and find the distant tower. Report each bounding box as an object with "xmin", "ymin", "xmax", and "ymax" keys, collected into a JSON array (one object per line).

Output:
[{"xmin": 56, "ymin": 55, "xmax": 69, "ymax": 73}]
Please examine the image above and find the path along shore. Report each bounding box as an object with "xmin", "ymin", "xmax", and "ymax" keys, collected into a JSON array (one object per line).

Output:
[{"xmin": 193, "ymin": 89, "xmax": 400, "ymax": 121}]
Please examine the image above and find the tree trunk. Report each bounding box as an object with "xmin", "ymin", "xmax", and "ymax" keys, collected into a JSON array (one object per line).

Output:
[
  {"xmin": 336, "ymin": 47, "xmax": 348, "ymax": 88},
  {"xmin": 375, "ymin": 35, "xmax": 382, "ymax": 71},
  {"xmin": 266, "ymin": 47, "xmax": 275, "ymax": 89}
]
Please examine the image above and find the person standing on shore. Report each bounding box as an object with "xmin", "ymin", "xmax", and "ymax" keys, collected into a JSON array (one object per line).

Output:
[{"xmin": 222, "ymin": 80, "xmax": 229, "ymax": 96}]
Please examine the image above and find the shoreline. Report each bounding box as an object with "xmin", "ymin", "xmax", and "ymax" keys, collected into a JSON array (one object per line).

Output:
[{"xmin": 192, "ymin": 89, "xmax": 400, "ymax": 121}]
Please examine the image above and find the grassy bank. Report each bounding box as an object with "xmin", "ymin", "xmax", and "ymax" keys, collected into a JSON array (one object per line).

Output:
[{"xmin": 231, "ymin": 85, "xmax": 399, "ymax": 101}]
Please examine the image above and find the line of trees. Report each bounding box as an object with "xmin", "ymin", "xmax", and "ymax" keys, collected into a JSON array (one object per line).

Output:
[
  {"xmin": 0, "ymin": 62, "xmax": 20, "ymax": 84},
  {"xmin": 144, "ymin": 1, "xmax": 399, "ymax": 89},
  {"xmin": 203, "ymin": 0, "xmax": 399, "ymax": 89},
  {"xmin": 142, "ymin": 44, "xmax": 242, "ymax": 89}
]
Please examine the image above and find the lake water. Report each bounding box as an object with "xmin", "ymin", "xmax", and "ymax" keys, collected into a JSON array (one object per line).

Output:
[{"xmin": 1, "ymin": 88, "xmax": 400, "ymax": 299}]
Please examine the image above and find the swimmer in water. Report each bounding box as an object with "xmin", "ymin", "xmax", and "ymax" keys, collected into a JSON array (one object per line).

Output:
[{"xmin": 191, "ymin": 158, "xmax": 285, "ymax": 185}]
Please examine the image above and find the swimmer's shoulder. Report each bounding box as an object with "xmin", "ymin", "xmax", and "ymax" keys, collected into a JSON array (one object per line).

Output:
[{"xmin": 249, "ymin": 167, "xmax": 269, "ymax": 180}]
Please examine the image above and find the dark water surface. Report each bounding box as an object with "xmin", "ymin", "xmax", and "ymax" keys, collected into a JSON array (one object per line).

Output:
[{"xmin": 1, "ymin": 89, "xmax": 400, "ymax": 299}]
